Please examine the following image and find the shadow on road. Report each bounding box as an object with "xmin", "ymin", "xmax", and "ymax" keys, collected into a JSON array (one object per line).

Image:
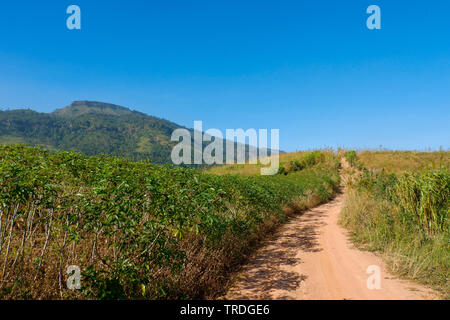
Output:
[{"xmin": 226, "ymin": 200, "xmax": 336, "ymax": 299}]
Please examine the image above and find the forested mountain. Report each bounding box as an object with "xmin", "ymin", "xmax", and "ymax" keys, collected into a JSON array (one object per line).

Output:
[
  {"xmin": 0, "ymin": 101, "xmax": 273, "ymax": 164},
  {"xmin": 0, "ymin": 101, "xmax": 191, "ymax": 163}
]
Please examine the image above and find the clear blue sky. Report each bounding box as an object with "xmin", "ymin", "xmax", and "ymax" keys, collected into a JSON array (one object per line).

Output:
[{"xmin": 0, "ymin": 0, "xmax": 449, "ymax": 151}]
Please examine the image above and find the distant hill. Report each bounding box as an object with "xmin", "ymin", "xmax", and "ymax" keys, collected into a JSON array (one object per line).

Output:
[
  {"xmin": 0, "ymin": 101, "xmax": 276, "ymax": 164},
  {"xmin": 53, "ymin": 101, "xmax": 137, "ymax": 117}
]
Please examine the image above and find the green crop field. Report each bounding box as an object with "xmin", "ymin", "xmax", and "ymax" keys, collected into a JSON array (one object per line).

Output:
[{"xmin": 0, "ymin": 145, "xmax": 340, "ymax": 299}]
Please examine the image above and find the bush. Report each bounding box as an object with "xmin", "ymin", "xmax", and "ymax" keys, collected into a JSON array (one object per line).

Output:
[
  {"xmin": 344, "ymin": 150, "xmax": 365, "ymax": 170},
  {"xmin": 282, "ymin": 151, "xmax": 326, "ymax": 175},
  {"xmin": 344, "ymin": 150, "xmax": 358, "ymax": 167},
  {"xmin": 0, "ymin": 145, "xmax": 340, "ymax": 299}
]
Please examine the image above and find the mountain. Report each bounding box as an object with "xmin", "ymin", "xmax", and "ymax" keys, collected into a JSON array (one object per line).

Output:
[
  {"xmin": 53, "ymin": 101, "xmax": 137, "ymax": 117},
  {"xmin": 0, "ymin": 101, "xmax": 276, "ymax": 164},
  {"xmin": 0, "ymin": 101, "xmax": 185, "ymax": 164}
]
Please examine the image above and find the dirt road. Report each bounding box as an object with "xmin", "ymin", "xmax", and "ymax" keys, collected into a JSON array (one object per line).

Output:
[{"xmin": 224, "ymin": 194, "xmax": 438, "ymax": 300}]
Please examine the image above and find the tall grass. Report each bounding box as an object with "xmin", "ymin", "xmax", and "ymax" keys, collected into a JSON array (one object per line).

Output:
[
  {"xmin": 340, "ymin": 151, "xmax": 449, "ymax": 298},
  {"xmin": 391, "ymin": 170, "xmax": 449, "ymax": 236},
  {"xmin": 358, "ymin": 150, "xmax": 450, "ymax": 175}
]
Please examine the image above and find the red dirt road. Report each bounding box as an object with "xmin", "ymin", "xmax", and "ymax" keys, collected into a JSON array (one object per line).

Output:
[{"xmin": 224, "ymin": 194, "xmax": 438, "ymax": 300}]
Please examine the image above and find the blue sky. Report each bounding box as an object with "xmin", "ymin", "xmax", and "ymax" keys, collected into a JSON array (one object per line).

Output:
[{"xmin": 0, "ymin": 0, "xmax": 449, "ymax": 151}]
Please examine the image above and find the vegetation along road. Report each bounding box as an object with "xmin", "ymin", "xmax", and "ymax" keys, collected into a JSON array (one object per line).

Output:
[
  {"xmin": 0, "ymin": 146, "xmax": 447, "ymax": 299},
  {"xmin": 224, "ymin": 159, "xmax": 442, "ymax": 300}
]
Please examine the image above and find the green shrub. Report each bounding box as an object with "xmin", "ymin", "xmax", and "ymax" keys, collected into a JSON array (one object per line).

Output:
[
  {"xmin": 344, "ymin": 150, "xmax": 365, "ymax": 170},
  {"xmin": 344, "ymin": 150, "xmax": 358, "ymax": 167},
  {"xmin": 282, "ymin": 151, "xmax": 326, "ymax": 175},
  {"xmin": 0, "ymin": 144, "xmax": 340, "ymax": 299}
]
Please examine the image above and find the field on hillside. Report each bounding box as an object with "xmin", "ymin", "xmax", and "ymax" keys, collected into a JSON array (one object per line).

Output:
[
  {"xmin": 0, "ymin": 145, "xmax": 340, "ymax": 299},
  {"xmin": 340, "ymin": 150, "xmax": 449, "ymax": 298}
]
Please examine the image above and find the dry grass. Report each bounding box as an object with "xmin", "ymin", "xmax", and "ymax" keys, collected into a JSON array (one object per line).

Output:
[
  {"xmin": 357, "ymin": 150, "xmax": 450, "ymax": 175},
  {"xmin": 340, "ymin": 189, "xmax": 449, "ymax": 298},
  {"xmin": 339, "ymin": 151, "xmax": 449, "ymax": 298},
  {"xmin": 205, "ymin": 149, "xmax": 336, "ymax": 176}
]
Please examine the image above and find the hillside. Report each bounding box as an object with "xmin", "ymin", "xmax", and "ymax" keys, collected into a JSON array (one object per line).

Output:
[
  {"xmin": 0, "ymin": 101, "xmax": 182, "ymax": 163},
  {"xmin": 0, "ymin": 101, "xmax": 181, "ymax": 163},
  {"xmin": 0, "ymin": 101, "xmax": 275, "ymax": 165}
]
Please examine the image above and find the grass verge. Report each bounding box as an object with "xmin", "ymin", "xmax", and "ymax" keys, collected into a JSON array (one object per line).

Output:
[{"xmin": 339, "ymin": 151, "xmax": 449, "ymax": 298}]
